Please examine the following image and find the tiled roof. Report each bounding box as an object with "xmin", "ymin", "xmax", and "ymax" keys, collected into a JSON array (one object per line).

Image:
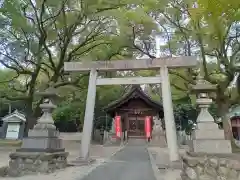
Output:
[{"xmin": 103, "ymin": 85, "xmax": 163, "ymax": 113}]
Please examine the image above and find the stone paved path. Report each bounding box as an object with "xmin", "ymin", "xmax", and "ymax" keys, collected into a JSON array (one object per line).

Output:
[{"xmin": 80, "ymin": 140, "xmax": 156, "ymax": 180}]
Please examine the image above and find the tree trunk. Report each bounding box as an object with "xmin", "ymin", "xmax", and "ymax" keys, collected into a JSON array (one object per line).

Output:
[
  {"xmin": 24, "ymin": 101, "xmax": 37, "ymax": 137},
  {"xmin": 216, "ymin": 99, "xmax": 232, "ymax": 140}
]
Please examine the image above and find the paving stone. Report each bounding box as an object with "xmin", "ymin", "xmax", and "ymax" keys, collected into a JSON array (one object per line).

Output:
[{"xmin": 80, "ymin": 143, "xmax": 157, "ymax": 180}]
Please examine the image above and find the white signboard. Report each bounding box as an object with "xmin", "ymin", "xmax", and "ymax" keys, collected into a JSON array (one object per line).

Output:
[{"xmin": 6, "ymin": 123, "xmax": 20, "ymax": 139}]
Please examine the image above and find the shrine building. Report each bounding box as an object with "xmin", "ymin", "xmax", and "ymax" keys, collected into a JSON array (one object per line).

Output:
[{"xmin": 103, "ymin": 85, "xmax": 164, "ymax": 139}]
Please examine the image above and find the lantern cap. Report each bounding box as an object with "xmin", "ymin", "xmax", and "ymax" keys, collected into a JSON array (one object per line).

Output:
[
  {"xmin": 36, "ymin": 84, "xmax": 59, "ymax": 99},
  {"xmin": 191, "ymin": 75, "xmax": 216, "ymax": 93}
]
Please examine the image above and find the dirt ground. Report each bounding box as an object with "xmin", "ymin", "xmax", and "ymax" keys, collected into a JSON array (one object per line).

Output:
[
  {"xmin": 0, "ymin": 140, "xmax": 119, "ymax": 167},
  {"xmin": 0, "ymin": 138, "xmax": 121, "ymax": 180}
]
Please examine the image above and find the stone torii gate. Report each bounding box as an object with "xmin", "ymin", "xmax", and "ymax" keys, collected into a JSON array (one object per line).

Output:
[{"xmin": 64, "ymin": 56, "xmax": 197, "ymax": 162}]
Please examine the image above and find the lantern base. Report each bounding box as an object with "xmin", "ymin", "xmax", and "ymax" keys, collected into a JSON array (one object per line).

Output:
[
  {"xmin": 190, "ymin": 121, "xmax": 232, "ymax": 154},
  {"xmin": 17, "ymin": 127, "xmax": 65, "ymax": 153},
  {"xmin": 189, "ymin": 139, "xmax": 232, "ymax": 154}
]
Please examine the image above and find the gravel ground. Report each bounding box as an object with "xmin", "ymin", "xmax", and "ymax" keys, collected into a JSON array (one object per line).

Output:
[{"xmin": 1, "ymin": 158, "xmax": 106, "ymax": 180}]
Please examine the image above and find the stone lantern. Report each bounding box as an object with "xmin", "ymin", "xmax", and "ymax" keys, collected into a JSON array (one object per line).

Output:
[
  {"xmin": 32, "ymin": 86, "xmax": 59, "ymax": 130},
  {"xmin": 190, "ymin": 76, "xmax": 232, "ymax": 154},
  {"xmin": 192, "ymin": 76, "xmax": 216, "ymax": 124},
  {"xmin": 8, "ymin": 86, "xmax": 68, "ymax": 176}
]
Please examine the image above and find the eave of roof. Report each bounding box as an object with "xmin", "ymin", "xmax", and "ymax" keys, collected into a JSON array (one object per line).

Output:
[
  {"xmin": 103, "ymin": 85, "xmax": 163, "ymax": 113},
  {"xmin": 2, "ymin": 110, "xmax": 26, "ymax": 122}
]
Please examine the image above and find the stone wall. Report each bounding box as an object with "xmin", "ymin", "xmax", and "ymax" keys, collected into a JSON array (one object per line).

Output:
[
  {"xmin": 181, "ymin": 152, "xmax": 240, "ymax": 180},
  {"xmin": 5, "ymin": 152, "xmax": 68, "ymax": 177}
]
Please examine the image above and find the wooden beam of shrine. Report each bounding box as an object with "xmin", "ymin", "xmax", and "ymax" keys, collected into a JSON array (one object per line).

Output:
[
  {"xmin": 64, "ymin": 56, "xmax": 197, "ymax": 72},
  {"xmin": 96, "ymin": 76, "xmax": 161, "ymax": 85}
]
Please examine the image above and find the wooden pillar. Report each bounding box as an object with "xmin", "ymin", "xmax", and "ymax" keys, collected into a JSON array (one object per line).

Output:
[
  {"xmin": 160, "ymin": 66, "xmax": 179, "ymax": 161},
  {"xmin": 81, "ymin": 69, "xmax": 98, "ymax": 160}
]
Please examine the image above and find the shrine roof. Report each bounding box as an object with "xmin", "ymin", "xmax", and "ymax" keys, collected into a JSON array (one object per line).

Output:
[
  {"xmin": 103, "ymin": 85, "xmax": 163, "ymax": 114},
  {"xmin": 2, "ymin": 110, "xmax": 26, "ymax": 122}
]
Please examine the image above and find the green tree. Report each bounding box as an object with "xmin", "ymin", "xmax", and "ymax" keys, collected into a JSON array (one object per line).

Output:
[
  {"xmin": 53, "ymin": 101, "xmax": 84, "ymax": 132},
  {"xmin": 0, "ymin": 0, "xmax": 147, "ymax": 131},
  {"xmin": 131, "ymin": 0, "xmax": 240, "ymax": 139},
  {"xmin": 0, "ymin": 69, "xmax": 26, "ymax": 116}
]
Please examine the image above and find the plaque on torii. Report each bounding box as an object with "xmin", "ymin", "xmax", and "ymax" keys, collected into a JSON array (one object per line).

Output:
[{"xmin": 64, "ymin": 56, "xmax": 197, "ymax": 162}]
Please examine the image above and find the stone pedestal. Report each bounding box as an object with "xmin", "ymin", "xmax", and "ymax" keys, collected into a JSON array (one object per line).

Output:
[
  {"xmin": 189, "ymin": 99, "xmax": 232, "ymax": 153},
  {"xmin": 7, "ymin": 87, "xmax": 68, "ymax": 176},
  {"xmin": 189, "ymin": 122, "xmax": 232, "ymax": 153},
  {"xmin": 8, "ymin": 152, "xmax": 68, "ymax": 177},
  {"xmin": 17, "ymin": 129, "xmax": 64, "ymax": 152},
  {"xmin": 150, "ymin": 117, "xmax": 167, "ymax": 147},
  {"xmin": 150, "ymin": 130, "xmax": 167, "ymax": 147}
]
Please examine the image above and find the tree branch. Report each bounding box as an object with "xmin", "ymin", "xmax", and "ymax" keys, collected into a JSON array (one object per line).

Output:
[
  {"xmin": 169, "ymin": 69, "xmax": 195, "ymax": 84},
  {"xmin": 54, "ymin": 74, "xmax": 88, "ymax": 88},
  {"xmin": 0, "ymin": 73, "xmax": 20, "ymax": 84},
  {"xmin": 171, "ymin": 82, "xmax": 187, "ymax": 92},
  {"xmin": 0, "ymin": 93, "xmax": 28, "ymax": 101}
]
